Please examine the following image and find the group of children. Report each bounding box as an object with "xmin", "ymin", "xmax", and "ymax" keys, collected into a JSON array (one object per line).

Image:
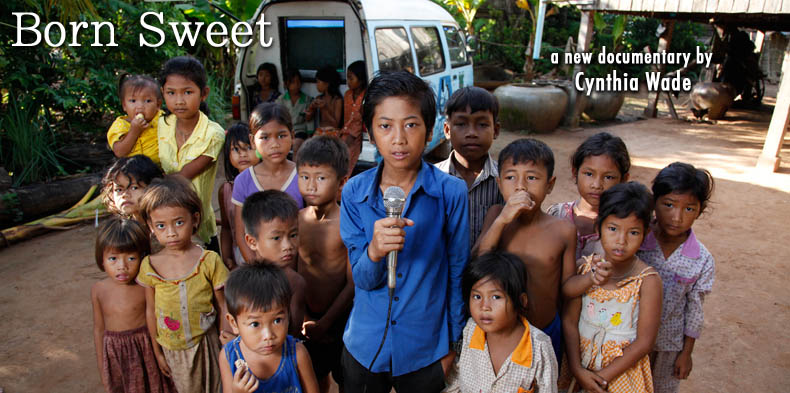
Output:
[{"xmin": 92, "ymin": 57, "xmax": 715, "ymax": 393}]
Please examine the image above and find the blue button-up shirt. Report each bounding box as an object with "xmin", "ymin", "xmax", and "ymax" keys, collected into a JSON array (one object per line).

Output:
[{"xmin": 340, "ymin": 160, "xmax": 470, "ymax": 376}]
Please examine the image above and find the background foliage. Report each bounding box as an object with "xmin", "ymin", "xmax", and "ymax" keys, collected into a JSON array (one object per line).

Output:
[
  {"xmin": 433, "ymin": 0, "xmax": 709, "ymax": 78},
  {"xmin": 0, "ymin": 0, "xmax": 239, "ymax": 186}
]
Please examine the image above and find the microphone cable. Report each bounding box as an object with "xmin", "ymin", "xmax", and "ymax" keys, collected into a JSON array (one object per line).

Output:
[
  {"xmin": 363, "ymin": 186, "xmax": 404, "ymax": 393},
  {"xmin": 363, "ymin": 286, "xmax": 395, "ymax": 393}
]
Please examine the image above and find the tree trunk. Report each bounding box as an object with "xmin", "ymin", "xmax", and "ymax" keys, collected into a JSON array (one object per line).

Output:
[
  {"xmin": 0, "ymin": 173, "xmax": 102, "ymax": 227},
  {"xmin": 59, "ymin": 143, "xmax": 115, "ymax": 168},
  {"xmin": 524, "ymin": 31, "xmax": 536, "ymax": 80}
]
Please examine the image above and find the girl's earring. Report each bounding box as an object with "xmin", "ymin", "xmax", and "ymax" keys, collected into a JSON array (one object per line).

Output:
[{"xmin": 255, "ymin": 150, "xmax": 263, "ymax": 159}]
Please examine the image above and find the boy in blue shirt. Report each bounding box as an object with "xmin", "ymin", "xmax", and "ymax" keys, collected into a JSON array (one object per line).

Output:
[{"xmin": 339, "ymin": 71, "xmax": 470, "ymax": 393}]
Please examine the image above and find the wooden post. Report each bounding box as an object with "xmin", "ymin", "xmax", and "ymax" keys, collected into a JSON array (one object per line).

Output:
[
  {"xmin": 756, "ymin": 39, "xmax": 790, "ymax": 172},
  {"xmin": 753, "ymin": 30, "xmax": 765, "ymax": 55},
  {"xmin": 644, "ymin": 21, "xmax": 675, "ymax": 118},
  {"xmin": 567, "ymin": 10, "xmax": 594, "ymax": 128}
]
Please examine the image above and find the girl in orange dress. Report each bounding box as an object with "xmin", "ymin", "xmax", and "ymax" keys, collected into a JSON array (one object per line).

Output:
[
  {"xmin": 340, "ymin": 61, "xmax": 367, "ymax": 178},
  {"xmin": 561, "ymin": 182, "xmax": 663, "ymax": 393}
]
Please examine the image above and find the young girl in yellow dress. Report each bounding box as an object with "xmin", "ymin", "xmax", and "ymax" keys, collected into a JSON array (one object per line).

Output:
[
  {"xmin": 136, "ymin": 176, "xmax": 231, "ymax": 393},
  {"xmin": 562, "ymin": 182, "xmax": 663, "ymax": 393}
]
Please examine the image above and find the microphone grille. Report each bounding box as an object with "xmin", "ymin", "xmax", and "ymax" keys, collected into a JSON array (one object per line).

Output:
[{"xmin": 383, "ymin": 186, "xmax": 406, "ymax": 211}]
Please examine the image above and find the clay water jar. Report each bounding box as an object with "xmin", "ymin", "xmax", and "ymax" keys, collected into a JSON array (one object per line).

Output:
[
  {"xmin": 584, "ymin": 90, "xmax": 625, "ymax": 121},
  {"xmin": 494, "ymin": 84, "xmax": 568, "ymax": 133}
]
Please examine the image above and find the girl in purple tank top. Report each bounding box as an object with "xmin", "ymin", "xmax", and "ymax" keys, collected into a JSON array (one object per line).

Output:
[{"xmin": 231, "ymin": 103, "xmax": 305, "ymax": 263}]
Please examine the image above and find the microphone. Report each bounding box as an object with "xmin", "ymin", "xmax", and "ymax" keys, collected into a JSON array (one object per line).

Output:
[{"xmin": 383, "ymin": 186, "xmax": 406, "ymax": 292}]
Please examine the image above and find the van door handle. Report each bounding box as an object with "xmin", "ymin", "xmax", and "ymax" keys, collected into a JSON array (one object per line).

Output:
[{"xmin": 453, "ymin": 75, "xmax": 457, "ymax": 80}]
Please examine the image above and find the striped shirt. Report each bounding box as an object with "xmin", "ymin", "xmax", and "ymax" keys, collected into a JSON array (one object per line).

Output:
[{"xmin": 436, "ymin": 152, "xmax": 503, "ymax": 247}]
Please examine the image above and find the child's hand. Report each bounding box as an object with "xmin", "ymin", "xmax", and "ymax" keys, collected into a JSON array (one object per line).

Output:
[
  {"xmin": 368, "ymin": 217, "xmax": 415, "ymax": 262},
  {"xmin": 129, "ymin": 113, "xmax": 149, "ymax": 133},
  {"xmin": 497, "ymin": 191, "xmax": 534, "ymax": 224},
  {"xmin": 589, "ymin": 254, "xmax": 613, "ymax": 286},
  {"xmin": 154, "ymin": 351, "xmax": 172, "ymax": 378},
  {"xmin": 232, "ymin": 363, "xmax": 259, "ymax": 393},
  {"xmin": 440, "ymin": 350, "xmax": 456, "ymax": 376},
  {"xmin": 674, "ymin": 350, "xmax": 693, "ymax": 379},
  {"xmin": 574, "ymin": 368, "xmax": 608, "ymax": 393},
  {"xmin": 302, "ymin": 320, "xmax": 328, "ymax": 342}
]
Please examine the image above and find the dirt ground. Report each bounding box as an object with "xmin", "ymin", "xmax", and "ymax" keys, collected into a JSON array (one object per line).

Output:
[{"xmin": 1, "ymin": 87, "xmax": 788, "ymax": 392}]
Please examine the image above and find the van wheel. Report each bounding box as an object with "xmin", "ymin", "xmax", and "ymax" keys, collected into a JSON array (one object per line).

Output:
[{"xmin": 428, "ymin": 139, "xmax": 452, "ymax": 162}]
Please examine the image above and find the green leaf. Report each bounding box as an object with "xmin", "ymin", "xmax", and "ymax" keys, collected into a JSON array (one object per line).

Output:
[
  {"xmin": 243, "ymin": 0, "xmax": 260, "ymax": 20},
  {"xmin": 613, "ymin": 15, "xmax": 626, "ymax": 46},
  {"xmin": 593, "ymin": 12, "xmax": 605, "ymax": 32}
]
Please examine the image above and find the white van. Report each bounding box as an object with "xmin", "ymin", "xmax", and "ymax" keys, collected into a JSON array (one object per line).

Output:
[{"xmin": 232, "ymin": 0, "xmax": 474, "ymax": 169}]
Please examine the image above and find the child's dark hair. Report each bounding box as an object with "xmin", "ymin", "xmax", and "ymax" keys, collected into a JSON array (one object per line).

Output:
[
  {"xmin": 138, "ymin": 175, "xmax": 203, "ymax": 231},
  {"xmin": 571, "ymin": 132, "xmax": 631, "ymax": 176},
  {"xmin": 445, "ymin": 86, "xmax": 499, "ymax": 120},
  {"xmin": 316, "ymin": 66, "xmax": 342, "ymax": 98},
  {"xmin": 250, "ymin": 102, "xmax": 293, "ymax": 134},
  {"xmin": 652, "ymin": 162, "xmax": 714, "ymax": 214},
  {"xmin": 159, "ymin": 56, "xmax": 209, "ymax": 118},
  {"xmin": 498, "ymin": 138, "xmax": 555, "ymax": 178},
  {"xmin": 362, "ymin": 71, "xmax": 436, "ymax": 142},
  {"xmin": 102, "ymin": 155, "xmax": 164, "ymax": 214},
  {"xmin": 283, "ymin": 68, "xmax": 302, "ymax": 86},
  {"xmin": 257, "ymin": 62, "xmax": 279, "ymax": 91},
  {"xmin": 95, "ymin": 216, "xmax": 150, "ymax": 271},
  {"xmin": 225, "ymin": 262, "xmax": 292, "ymax": 317},
  {"xmin": 462, "ymin": 251, "xmax": 529, "ymax": 317},
  {"xmin": 296, "ymin": 136, "xmax": 349, "ymax": 179},
  {"xmin": 347, "ymin": 60, "xmax": 368, "ymax": 90},
  {"xmin": 223, "ymin": 122, "xmax": 251, "ymax": 182},
  {"xmin": 596, "ymin": 181, "xmax": 654, "ymax": 232},
  {"xmin": 242, "ymin": 190, "xmax": 299, "ymax": 238},
  {"xmin": 118, "ymin": 73, "xmax": 161, "ymax": 103}
]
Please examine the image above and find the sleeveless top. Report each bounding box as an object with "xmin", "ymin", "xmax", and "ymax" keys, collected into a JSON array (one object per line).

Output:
[
  {"xmin": 547, "ymin": 201, "xmax": 601, "ymax": 260},
  {"xmin": 224, "ymin": 335, "xmax": 302, "ymax": 393},
  {"xmin": 572, "ymin": 256, "xmax": 658, "ymax": 393},
  {"xmin": 231, "ymin": 166, "xmax": 304, "ymax": 210}
]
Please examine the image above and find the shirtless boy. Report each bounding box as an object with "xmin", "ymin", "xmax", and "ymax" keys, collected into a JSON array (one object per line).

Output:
[
  {"xmin": 475, "ymin": 138, "xmax": 577, "ymax": 363},
  {"xmin": 241, "ymin": 190, "xmax": 307, "ymax": 338},
  {"xmin": 296, "ymin": 136, "xmax": 353, "ymax": 392}
]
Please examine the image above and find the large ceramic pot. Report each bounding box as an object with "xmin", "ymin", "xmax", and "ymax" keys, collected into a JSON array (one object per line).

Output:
[
  {"xmin": 494, "ymin": 84, "xmax": 568, "ymax": 133},
  {"xmin": 689, "ymin": 82, "xmax": 735, "ymax": 120},
  {"xmin": 474, "ymin": 65, "xmax": 513, "ymax": 90},
  {"xmin": 584, "ymin": 90, "xmax": 625, "ymax": 121}
]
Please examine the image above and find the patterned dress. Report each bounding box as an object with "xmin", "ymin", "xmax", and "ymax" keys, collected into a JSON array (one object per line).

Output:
[
  {"xmin": 341, "ymin": 89, "xmax": 364, "ymax": 177},
  {"xmin": 566, "ymin": 257, "xmax": 658, "ymax": 393},
  {"xmin": 637, "ymin": 229, "xmax": 714, "ymax": 393}
]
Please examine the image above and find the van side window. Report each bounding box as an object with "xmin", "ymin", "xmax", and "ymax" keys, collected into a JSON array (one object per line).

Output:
[
  {"xmin": 443, "ymin": 26, "xmax": 469, "ymax": 68},
  {"xmin": 375, "ymin": 28, "xmax": 416, "ymax": 73},
  {"xmin": 410, "ymin": 26, "xmax": 445, "ymax": 76}
]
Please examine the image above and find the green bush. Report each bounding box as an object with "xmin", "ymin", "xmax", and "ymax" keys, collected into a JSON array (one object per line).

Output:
[
  {"xmin": 0, "ymin": 0, "xmax": 238, "ymax": 185},
  {"xmin": 0, "ymin": 96, "xmax": 68, "ymax": 187},
  {"xmin": 433, "ymin": 1, "xmax": 709, "ymax": 80}
]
